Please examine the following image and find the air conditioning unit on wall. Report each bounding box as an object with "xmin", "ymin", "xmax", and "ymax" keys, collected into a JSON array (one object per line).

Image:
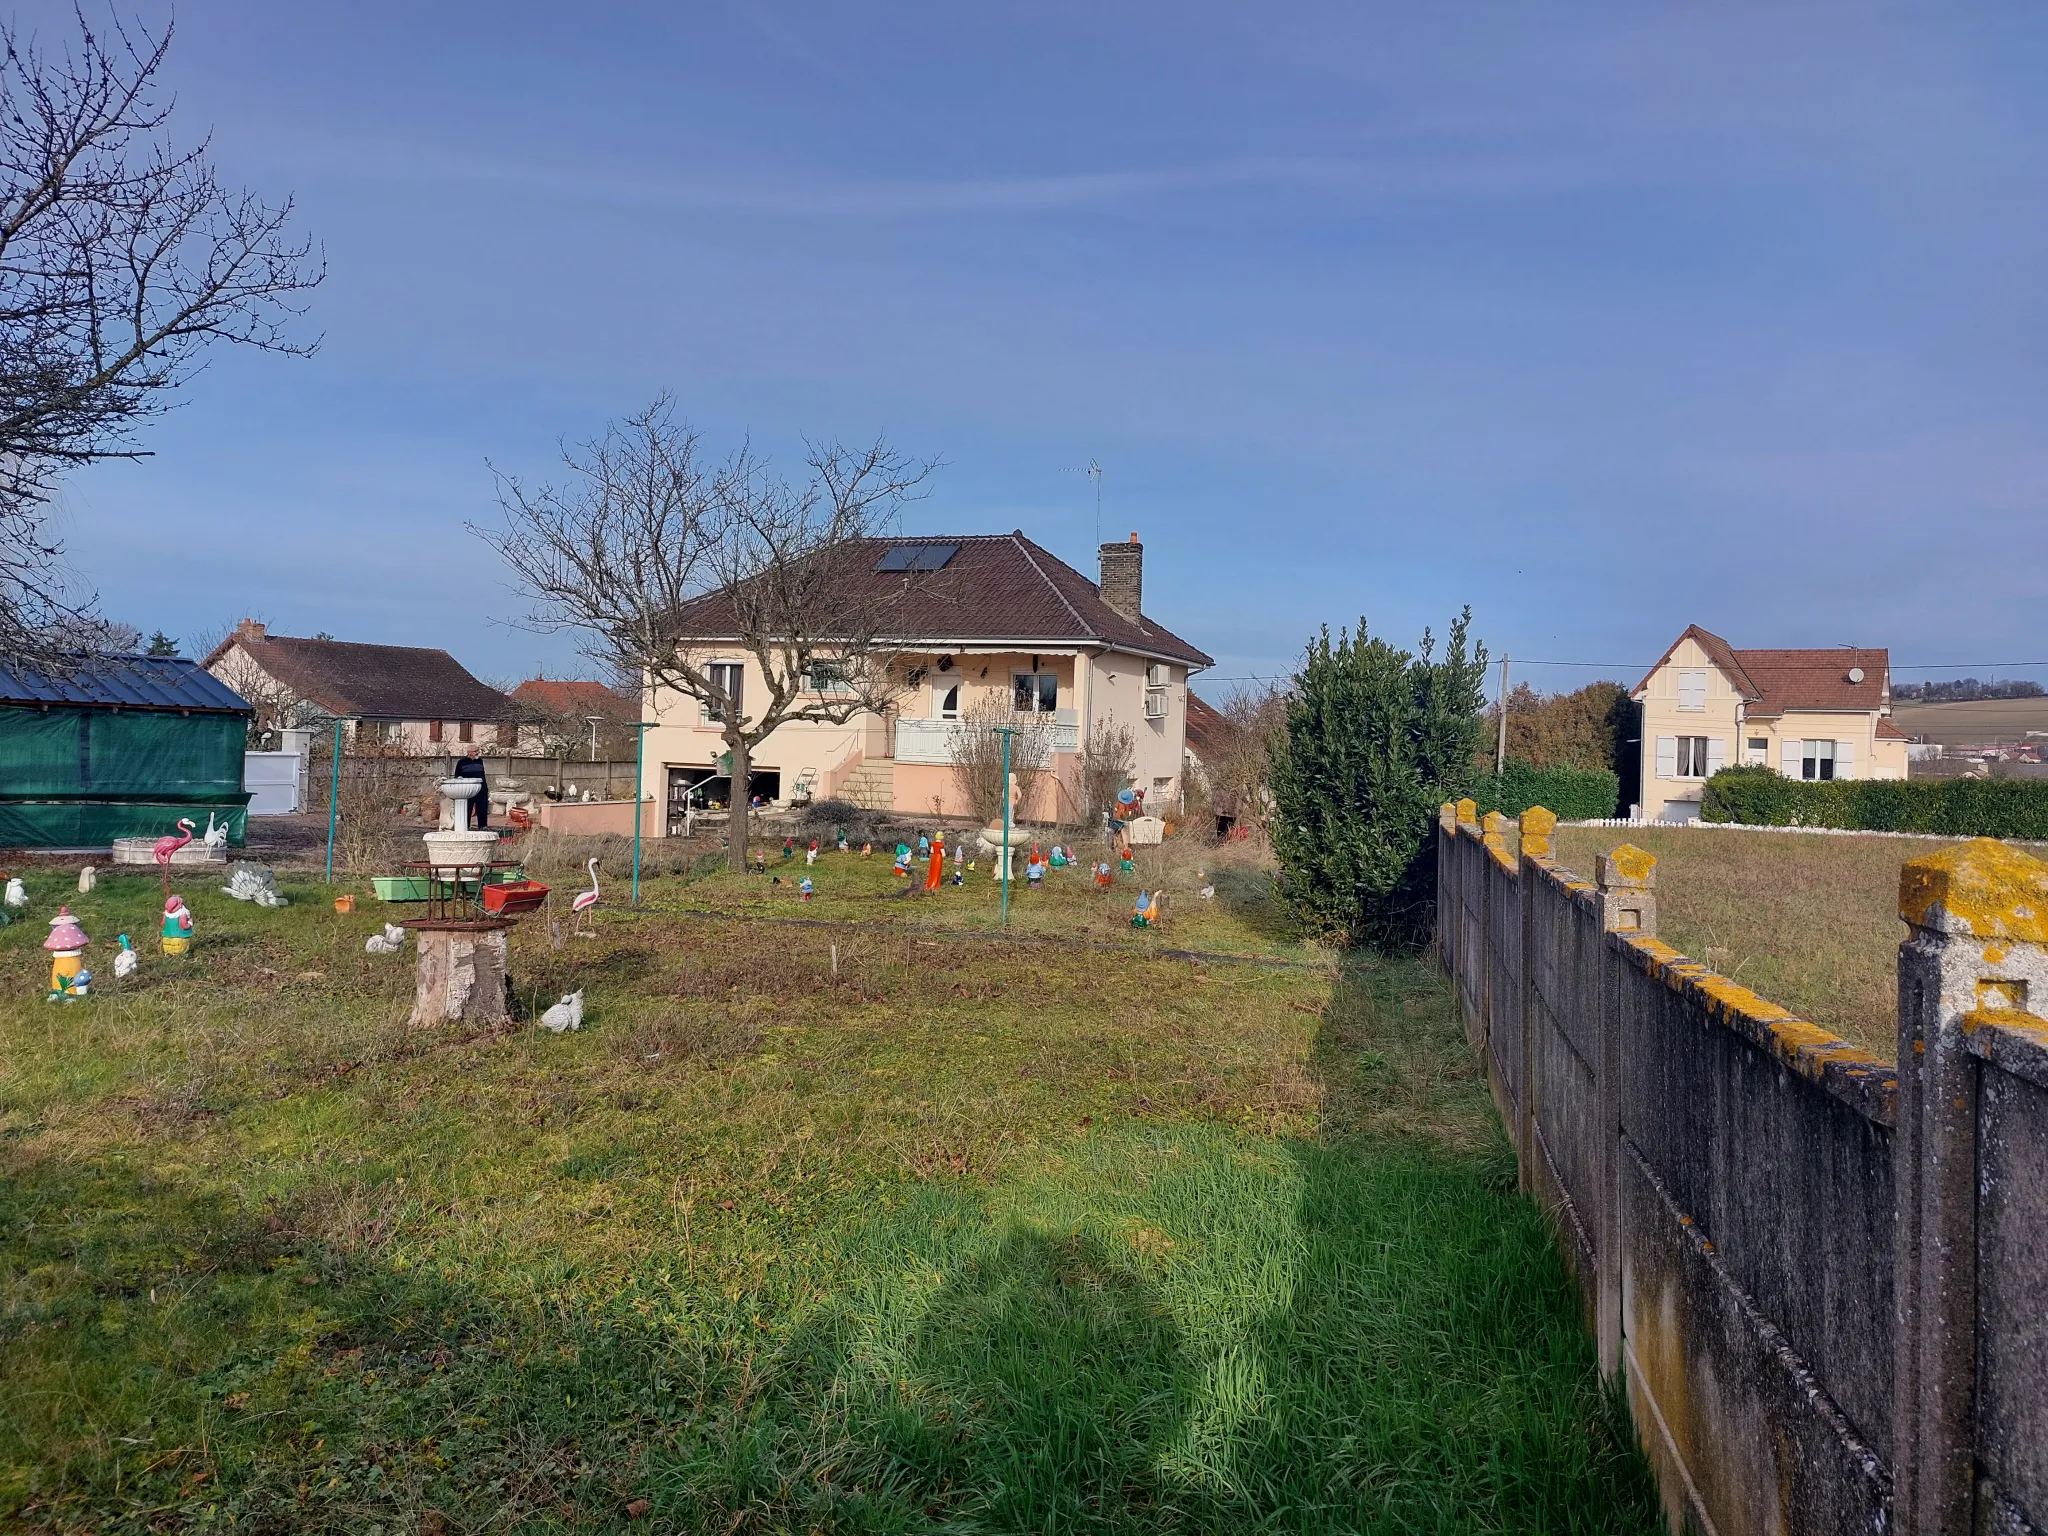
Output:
[
  {"xmin": 1146, "ymin": 663, "xmax": 1170, "ymax": 687},
  {"xmin": 1143, "ymin": 689, "xmax": 1168, "ymax": 719}
]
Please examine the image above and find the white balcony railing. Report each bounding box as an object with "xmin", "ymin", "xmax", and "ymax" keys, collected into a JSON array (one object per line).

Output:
[{"xmin": 892, "ymin": 715, "xmax": 1079, "ymax": 765}]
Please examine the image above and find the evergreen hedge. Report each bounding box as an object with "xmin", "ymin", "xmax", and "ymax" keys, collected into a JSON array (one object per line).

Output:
[
  {"xmin": 1471, "ymin": 760, "xmax": 1621, "ymax": 822},
  {"xmin": 1700, "ymin": 764, "xmax": 2048, "ymax": 839}
]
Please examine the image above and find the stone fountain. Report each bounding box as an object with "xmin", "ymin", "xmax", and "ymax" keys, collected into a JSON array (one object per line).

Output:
[
  {"xmin": 408, "ymin": 778, "xmax": 510, "ymax": 1031},
  {"xmin": 423, "ymin": 778, "xmax": 498, "ymax": 871}
]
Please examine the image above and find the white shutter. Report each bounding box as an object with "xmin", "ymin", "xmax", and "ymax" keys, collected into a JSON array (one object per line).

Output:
[
  {"xmin": 1835, "ymin": 740, "xmax": 1856, "ymax": 779},
  {"xmin": 1656, "ymin": 737, "xmax": 1677, "ymax": 779},
  {"xmin": 1705, "ymin": 737, "xmax": 1726, "ymax": 775},
  {"xmin": 1782, "ymin": 740, "xmax": 1801, "ymax": 778}
]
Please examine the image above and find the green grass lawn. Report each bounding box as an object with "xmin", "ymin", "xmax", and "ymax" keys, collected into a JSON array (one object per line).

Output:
[{"xmin": 0, "ymin": 845, "xmax": 1659, "ymax": 1533}]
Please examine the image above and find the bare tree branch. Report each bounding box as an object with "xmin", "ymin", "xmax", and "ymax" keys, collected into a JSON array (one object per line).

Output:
[
  {"xmin": 0, "ymin": 6, "xmax": 323, "ymax": 661},
  {"xmin": 475, "ymin": 397, "xmax": 937, "ymax": 867}
]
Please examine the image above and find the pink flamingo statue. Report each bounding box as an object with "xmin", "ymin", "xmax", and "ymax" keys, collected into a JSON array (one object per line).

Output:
[
  {"xmin": 153, "ymin": 818, "xmax": 195, "ymax": 900},
  {"xmin": 571, "ymin": 857, "xmax": 600, "ymax": 936}
]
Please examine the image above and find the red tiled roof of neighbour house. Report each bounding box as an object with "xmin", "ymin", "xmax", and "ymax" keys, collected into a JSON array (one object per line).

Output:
[
  {"xmin": 1730, "ymin": 646, "xmax": 1891, "ymax": 717},
  {"xmin": 663, "ymin": 532, "xmax": 1215, "ymax": 669},
  {"xmin": 1876, "ymin": 716, "xmax": 1909, "ymax": 739},
  {"xmin": 509, "ymin": 678, "xmax": 634, "ymax": 720},
  {"xmin": 1185, "ymin": 692, "xmax": 1227, "ymax": 758},
  {"xmin": 203, "ymin": 631, "xmax": 515, "ymax": 722}
]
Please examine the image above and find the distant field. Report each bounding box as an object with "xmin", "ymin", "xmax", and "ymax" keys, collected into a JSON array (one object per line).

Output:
[
  {"xmin": 1549, "ymin": 826, "xmax": 1956, "ymax": 1061},
  {"xmin": 1892, "ymin": 696, "xmax": 2048, "ymax": 748}
]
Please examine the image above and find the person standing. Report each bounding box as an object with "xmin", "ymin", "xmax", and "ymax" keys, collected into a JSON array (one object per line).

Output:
[{"xmin": 451, "ymin": 752, "xmax": 489, "ymax": 829}]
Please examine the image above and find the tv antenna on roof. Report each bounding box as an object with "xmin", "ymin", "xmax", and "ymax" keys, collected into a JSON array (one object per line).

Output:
[{"xmin": 1062, "ymin": 460, "xmax": 1103, "ymax": 547}]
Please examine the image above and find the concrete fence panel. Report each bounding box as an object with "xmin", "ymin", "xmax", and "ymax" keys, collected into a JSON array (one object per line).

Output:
[{"xmin": 1438, "ymin": 808, "xmax": 2048, "ymax": 1536}]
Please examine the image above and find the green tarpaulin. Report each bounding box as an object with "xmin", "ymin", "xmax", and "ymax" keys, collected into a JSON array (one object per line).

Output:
[{"xmin": 0, "ymin": 704, "xmax": 249, "ymax": 847}]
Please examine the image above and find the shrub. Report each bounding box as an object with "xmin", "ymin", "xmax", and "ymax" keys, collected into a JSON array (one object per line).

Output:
[
  {"xmin": 1471, "ymin": 760, "xmax": 1620, "ymax": 822},
  {"xmin": 1269, "ymin": 610, "xmax": 1488, "ymax": 947},
  {"xmin": 1700, "ymin": 765, "xmax": 2048, "ymax": 839}
]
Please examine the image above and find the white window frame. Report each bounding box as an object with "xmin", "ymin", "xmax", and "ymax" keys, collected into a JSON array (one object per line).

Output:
[
  {"xmin": 1801, "ymin": 738, "xmax": 1836, "ymax": 781},
  {"xmin": 804, "ymin": 660, "xmax": 853, "ymax": 695},
  {"xmin": 704, "ymin": 662, "xmax": 744, "ymax": 724},
  {"xmin": 1675, "ymin": 735, "xmax": 1710, "ymax": 778},
  {"xmin": 934, "ymin": 681, "xmax": 963, "ymax": 721},
  {"xmin": 1011, "ymin": 672, "xmax": 1058, "ymax": 714}
]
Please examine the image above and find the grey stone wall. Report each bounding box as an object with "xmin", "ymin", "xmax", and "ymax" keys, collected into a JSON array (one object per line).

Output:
[{"xmin": 1436, "ymin": 808, "xmax": 2048, "ymax": 1536}]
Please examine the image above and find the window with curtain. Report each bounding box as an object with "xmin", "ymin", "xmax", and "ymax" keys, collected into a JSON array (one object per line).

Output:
[
  {"xmin": 1013, "ymin": 673, "xmax": 1058, "ymax": 713},
  {"xmin": 706, "ymin": 662, "xmax": 743, "ymax": 723}
]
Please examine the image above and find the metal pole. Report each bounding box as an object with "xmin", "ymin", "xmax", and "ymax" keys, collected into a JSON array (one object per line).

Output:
[
  {"xmin": 631, "ymin": 721, "xmax": 649, "ymax": 906},
  {"xmin": 1496, "ymin": 655, "xmax": 1511, "ymax": 775},
  {"xmin": 325, "ymin": 716, "xmax": 345, "ymax": 882},
  {"xmin": 997, "ymin": 727, "xmax": 1014, "ymax": 925}
]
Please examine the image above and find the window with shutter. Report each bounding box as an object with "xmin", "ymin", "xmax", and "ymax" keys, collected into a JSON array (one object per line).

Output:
[
  {"xmin": 1835, "ymin": 740, "xmax": 1856, "ymax": 779},
  {"xmin": 1705, "ymin": 738, "xmax": 1726, "ymax": 775},
  {"xmin": 1656, "ymin": 737, "xmax": 1677, "ymax": 779},
  {"xmin": 1677, "ymin": 669, "xmax": 1707, "ymax": 711},
  {"xmin": 1782, "ymin": 741, "xmax": 1801, "ymax": 777}
]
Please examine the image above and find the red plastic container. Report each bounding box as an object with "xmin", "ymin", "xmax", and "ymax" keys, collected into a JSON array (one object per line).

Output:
[{"xmin": 480, "ymin": 879, "xmax": 549, "ymax": 915}]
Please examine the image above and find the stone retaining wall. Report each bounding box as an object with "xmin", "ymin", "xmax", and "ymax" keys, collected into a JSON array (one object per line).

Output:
[{"xmin": 1437, "ymin": 801, "xmax": 2048, "ymax": 1536}]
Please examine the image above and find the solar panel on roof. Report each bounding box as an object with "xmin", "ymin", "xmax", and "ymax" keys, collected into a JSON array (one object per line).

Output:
[{"xmin": 875, "ymin": 543, "xmax": 958, "ymax": 572}]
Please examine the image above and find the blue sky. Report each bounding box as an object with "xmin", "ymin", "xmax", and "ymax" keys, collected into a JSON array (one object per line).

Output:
[{"xmin": 31, "ymin": 2, "xmax": 2048, "ymax": 695}]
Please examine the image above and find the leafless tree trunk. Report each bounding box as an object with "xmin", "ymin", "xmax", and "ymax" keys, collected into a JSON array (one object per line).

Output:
[
  {"xmin": 1197, "ymin": 683, "xmax": 1288, "ymax": 840},
  {"xmin": 0, "ymin": 10, "xmax": 321, "ymax": 661},
  {"xmin": 476, "ymin": 396, "xmax": 937, "ymax": 870}
]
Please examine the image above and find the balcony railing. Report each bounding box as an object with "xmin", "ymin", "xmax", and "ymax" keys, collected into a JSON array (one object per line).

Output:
[{"xmin": 893, "ymin": 714, "xmax": 1079, "ymax": 765}]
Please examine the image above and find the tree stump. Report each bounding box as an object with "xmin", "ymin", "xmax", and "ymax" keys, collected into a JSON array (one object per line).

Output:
[{"xmin": 409, "ymin": 923, "xmax": 511, "ymax": 1028}]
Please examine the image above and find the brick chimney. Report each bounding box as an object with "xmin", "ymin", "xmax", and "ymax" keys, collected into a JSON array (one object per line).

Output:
[
  {"xmin": 1098, "ymin": 532, "xmax": 1142, "ymax": 622},
  {"xmin": 235, "ymin": 618, "xmax": 267, "ymax": 643}
]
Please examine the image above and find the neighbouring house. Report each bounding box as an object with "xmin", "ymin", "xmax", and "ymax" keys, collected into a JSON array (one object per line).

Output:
[
  {"xmin": 640, "ymin": 531, "xmax": 1213, "ymax": 832},
  {"xmin": 1631, "ymin": 624, "xmax": 1909, "ymax": 822},
  {"xmin": 203, "ymin": 620, "xmax": 518, "ymax": 754},
  {"xmin": 508, "ymin": 676, "xmax": 638, "ymax": 760},
  {"xmin": 0, "ymin": 654, "xmax": 253, "ymax": 847}
]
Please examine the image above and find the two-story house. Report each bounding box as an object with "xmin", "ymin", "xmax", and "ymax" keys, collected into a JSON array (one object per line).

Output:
[
  {"xmin": 1631, "ymin": 624, "xmax": 1909, "ymax": 821},
  {"xmin": 639, "ymin": 532, "xmax": 1213, "ymax": 833}
]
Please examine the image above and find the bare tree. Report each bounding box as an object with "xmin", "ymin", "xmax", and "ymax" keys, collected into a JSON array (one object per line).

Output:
[
  {"xmin": 478, "ymin": 397, "xmax": 937, "ymax": 869},
  {"xmin": 1079, "ymin": 719, "xmax": 1135, "ymax": 836},
  {"xmin": 0, "ymin": 9, "xmax": 321, "ymax": 661},
  {"xmin": 1196, "ymin": 683, "xmax": 1288, "ymax": 841},
  {"xmin": 949, "ymin": 692, "xmax": 1056, "ymax": 826}
]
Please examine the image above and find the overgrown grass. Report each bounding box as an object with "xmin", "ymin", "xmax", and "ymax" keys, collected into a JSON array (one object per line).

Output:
[
  {"xmin": 0, "ymin": 855, "xmax": 1659, "ymax": 1532},
  {"xmin": 1549, "ymin": 825, "xmax": 1992, "ymax": 1059}
]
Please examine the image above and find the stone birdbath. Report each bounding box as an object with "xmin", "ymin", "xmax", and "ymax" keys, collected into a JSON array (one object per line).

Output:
[{"xmin": 407, "ymin": 777, "xmax": 515, "ymax": 1030}]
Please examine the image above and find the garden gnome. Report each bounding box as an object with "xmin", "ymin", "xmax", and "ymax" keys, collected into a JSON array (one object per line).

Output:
[
  {"xmin": 837, "ymin": 830, "xmax": 848, "ymax": 852},
  {"xmin": 1132, "ymin": 889, "xmax": 1160, "ymax": 928},
  {"xmin": 893, "ymin": 842, "xmax": 912, "ymax": 877},
  {"xmin": 1026, "ymin": 845, "xmax": 1046, "ymax": 888},
  {"xmin": 1119, "ymin": 851, "xmax": 1136, "ymax": 875},
  {"xmin": 799, "ymin": 876, "xmax": 814, "ymax": 902},
  {"xmin": 783, "ymin": 836, "xmax": 794, "ymax": 860},
  {"xmin": 160, "ymin": 894, "xmax": 193, "ymax": 955},
  {"xmin": 1049, "ymin": 845, "xmax": 1067, "ymax": 869},
  {"xmin": 862, "ymin": 841, "xmax": 872, "ymax": 858},
  {"xmin": 1095, "ymin": 861, "xmax": 1114, "ymax": 889},
  {"xmin": 45, "ymin": 907, "xmax": 90, "ymax": 1000}
]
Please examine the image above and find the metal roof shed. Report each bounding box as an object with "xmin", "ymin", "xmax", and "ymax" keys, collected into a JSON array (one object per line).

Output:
[{"xmin": 0, "ymin": 655, "xmax": 254, "ymax": 849}]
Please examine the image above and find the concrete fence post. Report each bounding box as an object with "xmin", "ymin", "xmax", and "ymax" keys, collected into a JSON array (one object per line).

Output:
[
  {"xmin": 1893, "ymin": 839, "xmax": 2048, "ymax": 1536},
  {"xmin": 1594, "ymin": 843, "xmax": 1656, "ymax": 1381},
  {"xmin": 1517, "ymin": 807, "xmax": 1558, "ymax": 1184},
  {"xmin": 1438, "ymin": 802, "xmax": 1458, "ymax": 974}
]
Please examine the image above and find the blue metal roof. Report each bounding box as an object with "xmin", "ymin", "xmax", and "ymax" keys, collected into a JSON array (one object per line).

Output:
[{"xmin": 0, "ymin": 654, "xmax": 251, "ymax": 713}]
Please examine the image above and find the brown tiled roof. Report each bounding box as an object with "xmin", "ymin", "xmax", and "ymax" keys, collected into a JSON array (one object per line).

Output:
[
  {"xmin": 510, "ymin": 678, "xmax": 633, "ymax": 720},
  {"xmin": 1730, "ymin": 647, "xmax": 1890, "ymax": 716},
  {"xmin": 206, "ymin": 633, "xmax": 514, "ymax": 721},
  {"xmin": 1876, "ymin": 716, "xmax": 1909, "ymax": 740},
  {"xmin": 666, "ymin": 532, "xmax": 1213, "ymax": 668},
  {"xmin": 1185, "ymin": 691, "xmax": 1226, "ymax": 757},
  {"xmin": 1634, "ymin": 624, "xmax": 1892, "ymax": 716}
]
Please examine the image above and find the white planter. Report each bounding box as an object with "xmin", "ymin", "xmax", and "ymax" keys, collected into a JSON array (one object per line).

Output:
[{"xmin": 421, "ymin": 829, "xmax": 500, "ymax": 869}]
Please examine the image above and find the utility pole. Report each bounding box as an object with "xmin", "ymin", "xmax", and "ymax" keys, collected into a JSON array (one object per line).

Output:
[{"xmin": 1496, "ymin": 655, "xmax": 1511, "ymax": 774}]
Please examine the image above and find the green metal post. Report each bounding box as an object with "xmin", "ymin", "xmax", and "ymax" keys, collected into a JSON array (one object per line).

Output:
[
  {"xmin": 997, "ymin": 726, "xmax": 1013, "ymax": 926},
  {"xmin": 325, "ymin": 716, "xmax": 344, "ymax": 882},
  {"xmin": 631, "ymin": 721, "xmax": 650, "ymax": 906}
]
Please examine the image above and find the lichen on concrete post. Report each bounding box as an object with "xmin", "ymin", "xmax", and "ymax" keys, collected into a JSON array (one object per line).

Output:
[
  {"xmin": 1893, "ymin": 838, "xmax": 2048, "ymax": 1536},
  {"xmin": 1521, "ymin": 806, "xmax": 1557, "ymax": 863},
  {"xmin": 1455, "ymin": 797, "xmax": 1478, "ymax": 828},
  {"xmin": 1593, "ymin": 841, "xmax": 1656, "ymax": 1383},
  {"xmin": 1440, "ymin": 801, "xmax": 1458, "ymax": 833},
  {"xmin": 1595, "ymin": 844, "xmax": 1656, "ymax": 937},
  {"xmin": 409, "ymin": 924, "xmax": 512, "ymax": 1029}
]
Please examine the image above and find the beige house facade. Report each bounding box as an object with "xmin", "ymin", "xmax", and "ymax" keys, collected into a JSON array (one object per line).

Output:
[
  {"xmin": 638, "ymin": 533, "xmax": 1210, "ymax": 834},
  {"xmin": 1631, "ymin": 624, "xmax": 1909, "ymax": 822}
]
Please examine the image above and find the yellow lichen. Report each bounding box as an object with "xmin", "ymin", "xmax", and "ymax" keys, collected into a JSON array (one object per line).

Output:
[
  {"xmin": 1455, "ymin": 798, "xmax": 1478, "ymax": 826},
  {"xmin": 1604, "ymin": 843, "xmax": 1657, "ymax": 883},
  {"xmin": 1900, "ymin": 839, "xmax": 2048, "ymax": 940},
  {"xmin": 1521, "ymin": 806, "xmax": 1557, "ymax": 859}
]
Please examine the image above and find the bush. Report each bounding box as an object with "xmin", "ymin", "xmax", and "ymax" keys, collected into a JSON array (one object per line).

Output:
[
  {"xmin": 1700, "ymin": 765, "xmax": 2048, "ymax": 839},
  {"xmin": 1471, "ymin": 760, "xmax": 1620, "ymax": 822},
  {"xmin": 1269, "ymin": 610, "xmax": 1488, "ymax": 947}
]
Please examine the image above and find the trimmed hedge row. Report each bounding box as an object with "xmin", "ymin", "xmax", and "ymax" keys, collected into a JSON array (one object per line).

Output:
[
  {"xmin": 1472, "ymin": 760, "xmax": 1621, "ymax": 823},
  {"xmin": 1700, "ymin": 764, "xmax": 2048, "ymax": 839}
]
